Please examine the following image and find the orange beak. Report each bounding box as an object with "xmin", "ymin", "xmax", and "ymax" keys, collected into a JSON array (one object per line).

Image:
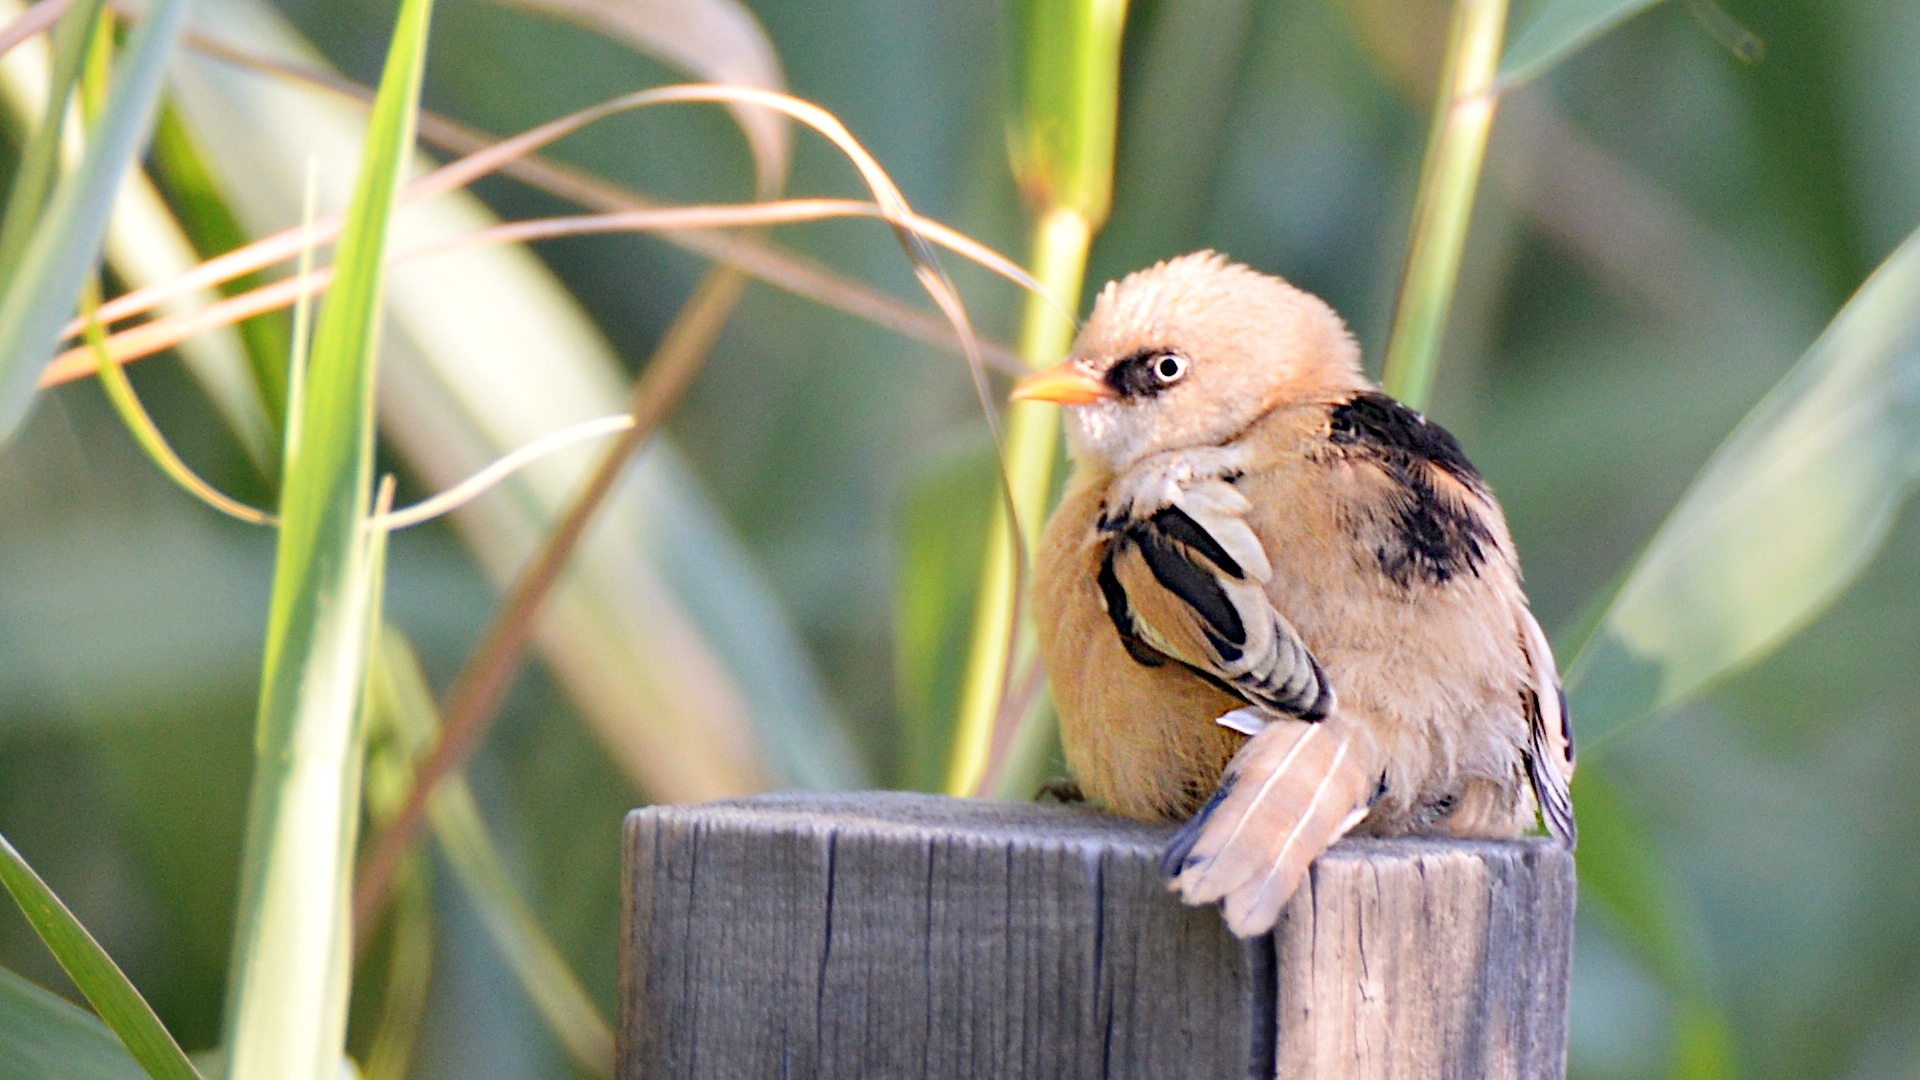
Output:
[{"xmin": 1009, "ymin": 363, "xmax": 1115, "ymax": 405}]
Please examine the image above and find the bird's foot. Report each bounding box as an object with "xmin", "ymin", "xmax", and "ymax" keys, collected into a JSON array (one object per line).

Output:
[{"xmin": 1035, "ymin": 778, "xmax": 1085, "ymax": 804}]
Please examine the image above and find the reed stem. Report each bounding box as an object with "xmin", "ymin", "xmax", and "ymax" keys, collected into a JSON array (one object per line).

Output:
[
  {"xmin": 943, "ymin": 207, "xmax": 1089, "ymax": 796},
  {"xmin": 1380, "ymin": 0, "xmax": 1508, "ymax": 411}
]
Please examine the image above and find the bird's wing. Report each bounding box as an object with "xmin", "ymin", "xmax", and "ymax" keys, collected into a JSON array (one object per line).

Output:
[
  {"xmin": 1101, "ymin": 470, "xmax": 1335, "ymax": 721},
  {"xmin": 1518, "ymin": 606, "xmax": 1576, "ymax": 847},
  {"xmin": 1162, "ymin": 714, "xmax": 1383, "ymax": 937}
]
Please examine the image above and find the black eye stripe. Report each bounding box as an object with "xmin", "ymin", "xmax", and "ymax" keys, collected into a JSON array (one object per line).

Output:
[{"xmin": 1105, "ymin": 348, "xmax": 1187, "ymax": 398}]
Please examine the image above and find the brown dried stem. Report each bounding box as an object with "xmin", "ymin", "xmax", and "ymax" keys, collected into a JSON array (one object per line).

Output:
[{"xmin": 353, "ymin": 265, "xmax": 749, "ymax": 941}]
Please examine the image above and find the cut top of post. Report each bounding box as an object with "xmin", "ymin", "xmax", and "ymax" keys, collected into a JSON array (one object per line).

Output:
[{"xmin": 621, "ymin": 791, "xmax": 1573, "ymax": 1080}]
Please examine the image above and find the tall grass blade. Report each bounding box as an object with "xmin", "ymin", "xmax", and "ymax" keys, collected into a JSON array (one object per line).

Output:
[
  {"xmin": 1005, "ymin": 0, "xmax": 1126, "ymax": 223},
  {"xmin": 0, "ymin": 966, "xmax": 148, "ymax": 1080},
  {"xmin": 0, "ymin": 0, "xmax": 188, "ymax": 444},
  {"xmin": 1573, "ymin": 767, "xmax": 1735, "ymax": 1079},
  {"xmin": 483, "ymin": 0, "xmax": 788, "ymax": 195},
  {"xmin": 1379, "ymin": 0, "xmax": 1508, "ymax": 411},
  {"xmin": 40, "ymin": 196, "xmax": 1034, "ymax": 385},
  {"xmin": 0, "ymin": 835, "xmax": 199, "ymax": 1080},
  {"xmin": 1499, "ymin": 0, "xmax": 1665, "ymax": 90},
  {"xmin": 217, "ymin": 0, "xmax": 430, "ymax": 1075},
  {"xmin": 1567, "ymin": 225, "xmax": 1920, "ymax": 746},
  {"xmin": 947, "ymin": 0, "xmax": 1127, "ymax": 797}
]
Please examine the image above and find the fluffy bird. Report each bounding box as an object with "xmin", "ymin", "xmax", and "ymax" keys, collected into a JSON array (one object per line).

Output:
[{"xmin": 1015, "ymin": 251, "xmax": 1574, "ymax": 939}]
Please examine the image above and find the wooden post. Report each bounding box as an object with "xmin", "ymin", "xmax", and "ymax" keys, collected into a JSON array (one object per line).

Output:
[{"xmin": 621, "ymin": 791, "xmax": 1573, "ymax": 1080}]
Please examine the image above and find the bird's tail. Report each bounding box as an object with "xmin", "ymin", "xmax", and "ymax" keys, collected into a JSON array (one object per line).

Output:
[{"xmin": 1163, "ymin": 715, "xmax": 1382, "ymax": 938}]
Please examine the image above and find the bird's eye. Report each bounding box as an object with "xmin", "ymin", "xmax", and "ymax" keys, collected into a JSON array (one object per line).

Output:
[{"xmin": 1153, "ymin": 353, "xmax": 1188, "ymax": 383}]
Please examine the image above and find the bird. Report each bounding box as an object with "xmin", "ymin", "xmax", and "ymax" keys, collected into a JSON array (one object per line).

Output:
[{"xmin": 1012, "ymin": 251, "xmax": 1574, "ymax": 939}]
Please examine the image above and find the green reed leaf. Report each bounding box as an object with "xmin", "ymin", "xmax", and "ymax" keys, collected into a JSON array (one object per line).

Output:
[
  {"xmin": 0, "ymin": 836, "xmax": 199, "ymax": 1080},
  {"xmin": 1499, "ymin": 0, "xmax": 1664, "ymax": 89},
  {"xmin": 948, "ymin": 0, "xmax": 1127, "ymax": 797},
  {"xmin": 0, "ymin": 965, "xmax": 152, "ymax": 1080},
  {"xmin": 217, "ymin": 0, "xmax": 431, "ymax": 1075},
  {"xmin": 0, "ymin": 0, "xmax": 187, "ymax": 444},
  {"xmin": 1567, "ymin": 225, "xmax": 1920, "ymax": 746}
]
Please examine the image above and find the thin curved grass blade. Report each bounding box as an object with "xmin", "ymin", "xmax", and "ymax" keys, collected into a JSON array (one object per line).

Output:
[
  {"xmin": 163, "ymin": 33, "xmax": 1023, "ymax": 368},
  {"xmin": 0, "ymin": 837, "xmax": 199, "ymax": 1080},
  {"xmin": 0, "ymin": 965, "xmax": 150, "ymax": 1080},
  {"xmin": 73, "ymin": 80, "xmax": 1041, "ymax": 342},
  {"xmin": 39, "ymin": 198, "xmax": 1033, "ymax": 385},
  {"xmin": 481, "ymin": 0, "xmax": 788, "ymax": 195},
  {"xmin": 1498, "ymin": 0, "xmax": 1665, "ymax": 90},
  {"xmin": 374, "ymin": 414, "xmax": 634, "ymax": 531},
  {"xmin": 0, "ymin": 0, "xmax": 188, "ymax": 444},
  {"xmin": 217, "ymin": 0, "xmax": 429, "ymax": 1074},
  {"xmin": 1567, "ymin": 225, "xmax": 1920, "ymax": 747},
  {"xmin": 79, "ymin": 277, "xmax": 275, "ymax": 524}
]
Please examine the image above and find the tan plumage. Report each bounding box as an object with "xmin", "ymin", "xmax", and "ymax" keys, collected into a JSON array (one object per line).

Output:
[{"xmin": 1018, "ymin": 252, "xmax": 1574, "ymax": 939}]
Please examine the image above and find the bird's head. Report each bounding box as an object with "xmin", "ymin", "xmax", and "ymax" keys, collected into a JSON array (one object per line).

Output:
[{"xmin": 1011, "ymin": 251, "xmax": 1366, "ymax": 473}]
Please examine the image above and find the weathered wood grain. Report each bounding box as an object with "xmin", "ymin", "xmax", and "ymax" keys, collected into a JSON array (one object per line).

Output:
[{"xmin": 621, "ymin": 791, "xmax": 1572, "ymax": 1080}]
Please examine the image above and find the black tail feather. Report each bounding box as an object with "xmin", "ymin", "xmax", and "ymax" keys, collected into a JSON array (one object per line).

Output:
[{"xmin": 1160, "ymin": 772, "xmax": 1237, "ymax": 878}]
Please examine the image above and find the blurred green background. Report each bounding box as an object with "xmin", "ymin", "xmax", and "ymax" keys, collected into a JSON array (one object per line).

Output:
[{"xmin": 3, "ymin": 0, "xmax": 1918, "ymax": 1077}]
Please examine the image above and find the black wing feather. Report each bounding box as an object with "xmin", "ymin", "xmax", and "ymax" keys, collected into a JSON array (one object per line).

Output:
[
  {"xmin": 1099, "ymin": 494, "xmax": 1334, "ymax": 723},
  {"xmin": 1329, "ymin": 392, "xmax": 1494, "ymax": 586}
]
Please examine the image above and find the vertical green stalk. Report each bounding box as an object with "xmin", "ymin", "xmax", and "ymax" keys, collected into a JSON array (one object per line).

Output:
[
  {"xmin": 218, "ymin": 0, "xmax": 432, "ymax": 1077},
  {"xmin": 1379, "ymin": 0, "xmax": 1508, "ymax": 411},
  {"xmin": 944, "ymin": 0, "xmax": 1127, "ymax": 797},
  {"xmin": 945, "ymin": 209, "xmax": 1091, "ymax": 796}
]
